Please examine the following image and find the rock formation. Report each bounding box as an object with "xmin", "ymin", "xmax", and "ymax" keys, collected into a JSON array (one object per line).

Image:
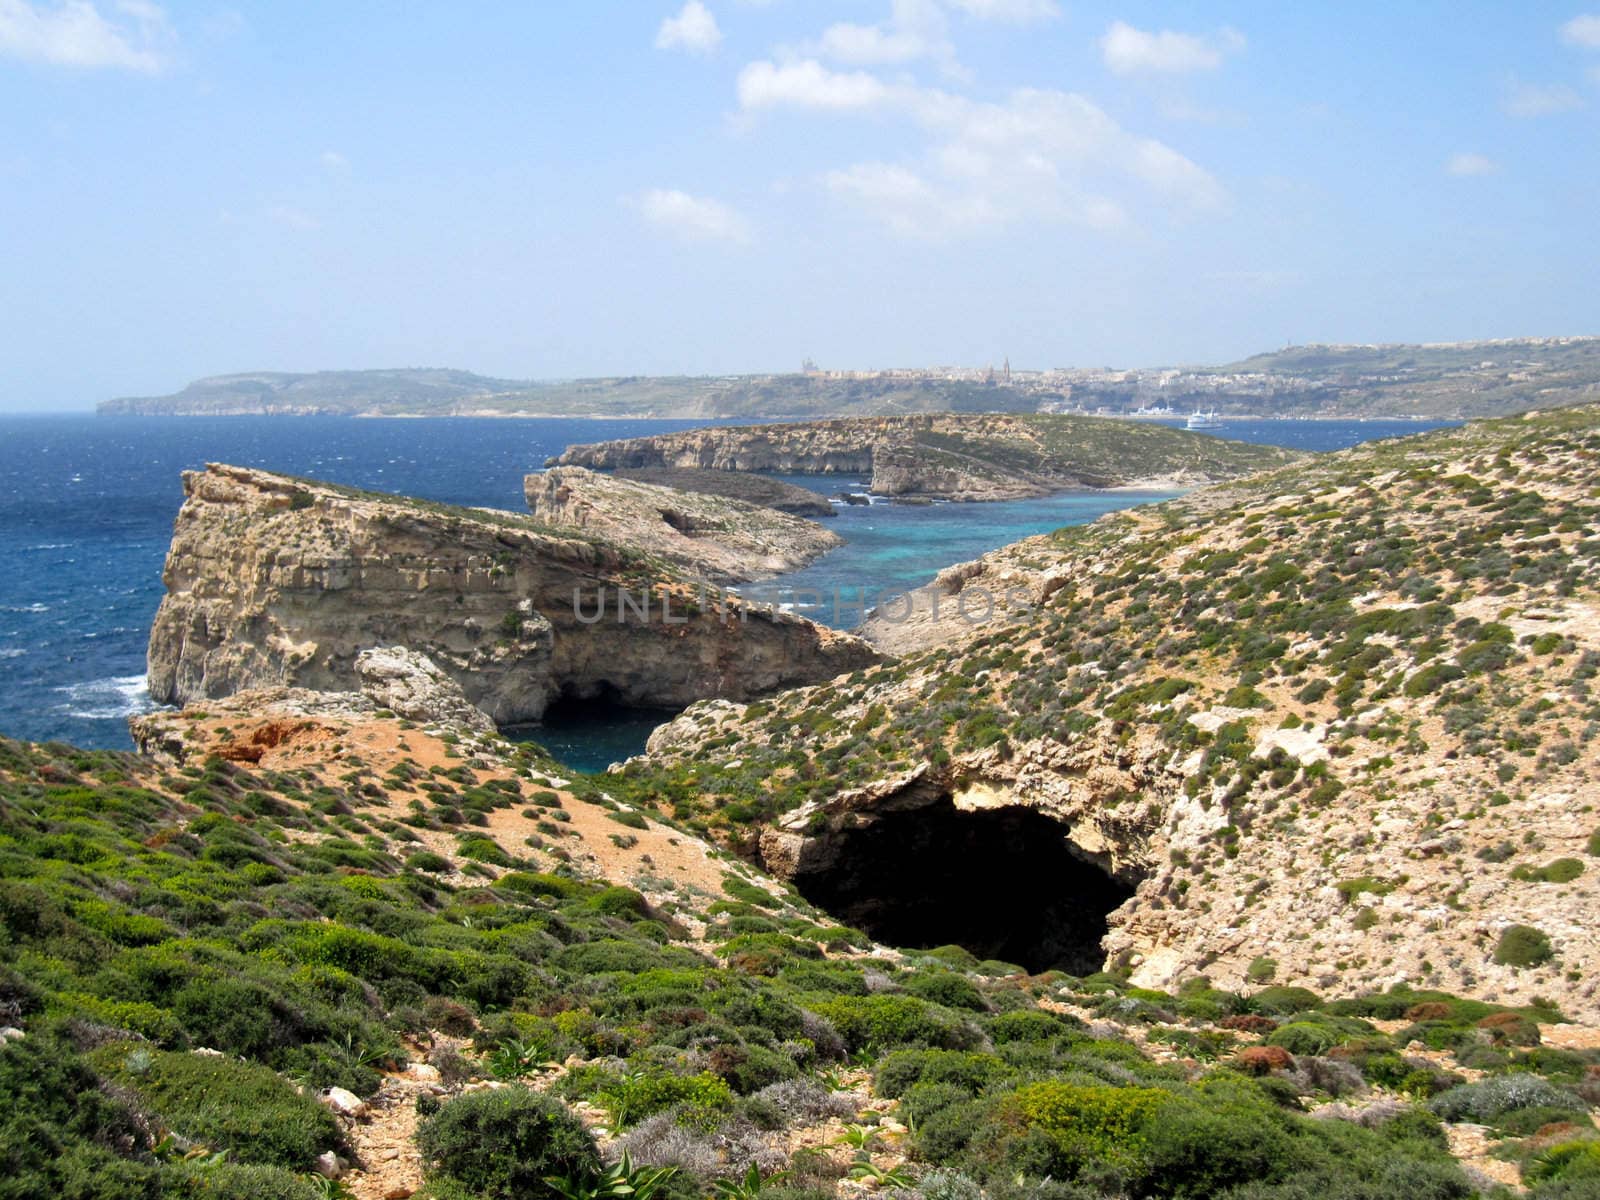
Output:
[
  {"xmin": 146, "ymin": 464, "xmax": 878, "ymax": 726},
  {"xmin": 524, "ymin": 467, "xmax": 842, "ymax": 583},
  {"xmin": 550, "ymin": 413, "xmax": 1298, "ymax": 502},
  {"xmin": 354, "ymin": 646, "xmax": 494, "ymax": 731},
  {"xmin": 612, "ymin": 468, "xmax": 835, "ymax": 517}
]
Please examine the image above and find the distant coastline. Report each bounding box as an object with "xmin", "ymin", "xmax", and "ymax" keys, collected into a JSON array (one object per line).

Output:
[{"xmin": 95, "ymin": 335, "xmax": 1600, "ymax": 422}]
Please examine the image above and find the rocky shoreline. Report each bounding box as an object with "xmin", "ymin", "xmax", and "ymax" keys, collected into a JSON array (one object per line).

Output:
[{"xmin": 551, "ymin": 412, "xmax": 1299, "ymax": 502}]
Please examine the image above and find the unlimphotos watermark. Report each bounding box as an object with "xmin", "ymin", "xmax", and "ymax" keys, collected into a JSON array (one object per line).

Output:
[{"xmin": 569, "ymin": 580, "xmax": 1035, "ymax": 627}]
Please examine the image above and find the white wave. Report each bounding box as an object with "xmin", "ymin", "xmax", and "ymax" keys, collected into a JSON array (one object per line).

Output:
[
  {"xmin": 25, "ymin": 543, "xmax": 69, "ymax": 551},
  {"xmin": 2, "ymin": 603, "xmax": 49, "ymax": 613},
  {"xmin": 54, "ymin": 674, "xmax": 159, "ymax": 720},
  {"xmin": 0, "ymin": 648, "xmax": 23, "ymax": 659}
]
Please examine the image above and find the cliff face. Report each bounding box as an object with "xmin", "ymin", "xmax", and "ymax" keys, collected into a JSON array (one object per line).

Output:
[
  {"xmin": 524, "ymin": 467, "xmax": 842, "ymax": 584},
  {"xmin": 551, "ymin": 413, "xmax": 1298, "ymax": 501},
  {"xmin": 624, "ymin": 407, "xmax": 1600, "ymax": 1019},
  {"xmin": 146, "ymin": 465, "xmax": 877, "ymax": 725}
]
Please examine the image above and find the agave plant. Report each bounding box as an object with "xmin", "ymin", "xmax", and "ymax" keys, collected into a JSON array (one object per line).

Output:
[
  {"xmin": 487, "ymin": 1036, "xmax": 558, "ymax": 1080},
  {"xmin": 831, "ymin": 1123, "xmax": 880, "ymax": 1152},
  {"xmin": 848, "ymin": 1159, "xmax": 915, "ymax": 1189},
  {"xmin": 546, "ymin": 1152, "xmax": 679, "ymax": 1200},
  {"xmin": 711, "ymin": 1162, "xmax": 789, "ymax": 1200}
]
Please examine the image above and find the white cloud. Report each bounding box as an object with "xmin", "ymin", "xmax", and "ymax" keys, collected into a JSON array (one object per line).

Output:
[
  {"xmin": 809, "ymin": 81, "xmax": 1221, "ymax": 237},
  {"xmin": 0, "ymin": 0, "xmax": 173, "ymax": 71},
  {"xmin": 737, "ymin": 58, "xmax": 897, "ymax": 111},
  {"xmin": 1099, "ymin": 21, "xmax": 1244, "ymax": 75},
  {"xmin": 1502, "ymin": 80, "xmax": 1583, "ymax": 116},
  {"xmin": 814, "ymin": 0, "xmax": 954, "ymax": 68},
  {"xmin": 1560, "ymin": 13, "xmax": 1600, "ymax": 48},
  {"xmin": 320, "ymin": 150, "xmax": 349, "ymax": 172},
  {"xmin": 634, "ymin": 188, "xmax": 752, "ymax": 244},
  {"xmin": 945, "ymin": 0, "xmax": 1059, "ymax": 23},
  {"xmin": 655, "ymin": 0, "xmax": 721, "ymax": 56},
  {"xmin": 1446, "ymin": 152, "xmax": 1496, "ymax": 176}
]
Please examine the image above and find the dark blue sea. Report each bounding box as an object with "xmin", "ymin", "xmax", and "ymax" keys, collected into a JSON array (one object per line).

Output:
[{"xmin": 0, "ymin": 414, "xmax": 1450, "ymax": 769}]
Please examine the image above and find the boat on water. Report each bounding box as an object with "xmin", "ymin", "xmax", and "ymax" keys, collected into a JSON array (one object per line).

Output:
[{"xmin": 1185, "ymin": 410, "xmax": 1223, "ymax": 430}]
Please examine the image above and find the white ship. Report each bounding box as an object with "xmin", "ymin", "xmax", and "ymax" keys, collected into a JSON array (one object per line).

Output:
[{"xmin": 1185, "ymin": 409, "xmax": 1222, "ymax": 430}]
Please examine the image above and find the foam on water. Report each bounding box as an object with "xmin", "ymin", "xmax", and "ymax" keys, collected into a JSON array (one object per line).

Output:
[
  {"xmin": 0, "ymin": 413, "xmax": 1455, "ymax": 756},
  {"xmin": 54, "ymin": 674, "xmax": 160, "ymax": 720}
]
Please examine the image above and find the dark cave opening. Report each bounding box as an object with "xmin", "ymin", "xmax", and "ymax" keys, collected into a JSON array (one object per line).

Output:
[
  {"xmin": 503, "ymin": 681, "xmax": 680, "ymax": 774},
  {"xmin": 790, "ymin": 799, "xmax": 1136, "ymax": 975}
]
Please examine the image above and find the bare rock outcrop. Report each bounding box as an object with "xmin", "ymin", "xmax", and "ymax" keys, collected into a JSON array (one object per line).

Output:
[
  {"xmin": 354, "ymin": 646, "xmax": 493, "ymax": 731},
  {"xmin": 524, "ymin": 467, "xmax": 842, "ymax": 583},
  {"xmin": 612, "ymin": 468, "xmax": 835, "ymax": 518},
  {"xmin": 146, "ymin": 464, "xmax": 878, "ymax": 726}
]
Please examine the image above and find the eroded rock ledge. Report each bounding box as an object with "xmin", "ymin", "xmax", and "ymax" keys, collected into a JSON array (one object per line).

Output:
[
  {"xmin": 146, "ymin": 464, "xmax": 878, "ymax": 725},
  {"xmin": 524, "ymin": 467, "xmax": 842, "ymax": 584}
]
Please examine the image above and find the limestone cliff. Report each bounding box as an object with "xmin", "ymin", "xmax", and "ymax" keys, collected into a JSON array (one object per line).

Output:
[
  {"xmin": 146, "ymin": 464, "xmax": 877, "ymax": 725},
  {"xmin": 524, "ymin": 467, "xmax": 842, "ymax": 583},
  {"xmin": 612, "ymin": 468, "xmax": 835, "ymax": 518},
  {"xmin": 551, "ymin": 413, "xmax": 1298, "ymax": 502},
  {"xmin": 620, "ymin": 407, "xmax": 1600, "ymax": 1019}
]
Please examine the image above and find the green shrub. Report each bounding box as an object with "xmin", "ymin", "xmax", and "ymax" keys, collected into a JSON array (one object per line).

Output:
[
  {"xmin": 417, "ymin": 1086, "xmax": 599, "ymax": 1200},
  {"xmin": 1246, "ymin": 957, "xmax": 1278, "ymax": 984},
  {"xmin": 1429, "ymin": 1074, "xmax": 1586, "ymax": 1128},
  {"xmin": 805, "ymin": 994, "xmax": 960, "ymax": 1051},
  {"xmin": 1267, "ymin": 1022, "xmax": 1344, "ymax": 1056},
  {"xmin": 875, "ymin": 1049, "xmax": 1010, "ymax": 1099},
  {"xmin": 0, "ymin": 1034, "xmax": 158, "ymax": 1199},
  {"xmin": 1495, "ymin": 925, "xmax": 1555, "ymax": 968},
  {"xmin": 1513, "ymin": 858, "xmax": 1586, "ymax": 884},
  {"xmin": 594, "ymin": 1069, "xmax": 733, "ymax": 1129},
  {"xmin": 96, "ymin": 1045, "xmax": 340, "ymax": 1169},
  {"xmin": 405, "ymin": 850, "xmax": 451, "ymax": 873},
  {"xmin": 1527, "ymin": 1141, "xmax": 1600, "ymax": 1185},
  {"xmin": 902, "ymin": 970, "xmax": 987, "ymax": 1012},
  {"xmin": 589, "ymin": 886, "xmax": 649, "ymax": 918},
  {"xmin": 985, "ymin": 1081, "xmax": 1170, "ymax": 1176},
  {"xmin": 1250, "ymin": 986, "xmax": 1321, "ymax": 1015}
]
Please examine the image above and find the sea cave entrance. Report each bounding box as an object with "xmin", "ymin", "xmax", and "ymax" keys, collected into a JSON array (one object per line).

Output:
[
  {"xmin": 788, "ymin": 798, "xmax": 1136, "ymax": 975},
  {"xmin": 504, "ymin": 681, "xmax": 681, "ymax": 775}
]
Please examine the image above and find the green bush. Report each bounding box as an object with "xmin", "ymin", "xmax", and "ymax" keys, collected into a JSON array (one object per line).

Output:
[
  {"xmin": 594, "ymin": 1069, "xmax": 734, "ymax": 1129},
  {"xmin": 902, "ymin": 970, "xmax": 987, "ymax": 1012},
  {"xmin": 984, "ymin": 1081, "xmax": 1170, "ymax": 1176},
  {"xmin": 1495, "ymin": 925, "xmax": 1555, "ymax": 967},
  {"xmin": 417, "ymin": 1086, "xmax": 599, "ymax": 1200},
  {"xmin": 805, "ymin": 994, "xmax": 960, "ymax": 1051},
  {"xmin": 875, "ymin": 1049, "xmax": 1010, "ymax": 1098},
  {"xmin": 1513, "ymin": 858, "xmax": 1586, "ymax": 884},
  {"xmin": 96, "ymin": 1045, "xmax": 341, "ymax": 1169},
  {"xmin": 1250, "ymin": 986, "xmax": 1321, "ymax": 1015}
]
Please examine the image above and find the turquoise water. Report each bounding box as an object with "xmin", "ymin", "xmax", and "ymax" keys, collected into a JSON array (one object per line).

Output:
[
  {"xmin": 750, "ymin": 482, "xmax": 1180, "ymax": 628},
  {"xmin": 0, "ymin": 414, "xmax": 1452, "ymax": 770}
]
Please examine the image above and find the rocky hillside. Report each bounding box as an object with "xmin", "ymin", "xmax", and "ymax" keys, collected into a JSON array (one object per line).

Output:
[
  {"xmin": 525, "ymin": 467, "xmax": 841, "ymax": 583},
  {"xmin": 147, "ymin": 464, "xmax": 875, "ymax": 725},
  {"xmin": 552, "ymin": 414, "xmax": 1298, "ymax": 502},
  {"xmin": 618, "ymin": 406, "xmax": 1600, "ymax": 1022},
  {"xmin": 6, "ymin": 686, "xmax": 1599, "ymax": 1199}
]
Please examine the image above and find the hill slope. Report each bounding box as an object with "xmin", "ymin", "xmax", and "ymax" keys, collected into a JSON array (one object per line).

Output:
[{"xmin": 620, "ymin": 406, "xmax": 1600, "ymax": 1020}]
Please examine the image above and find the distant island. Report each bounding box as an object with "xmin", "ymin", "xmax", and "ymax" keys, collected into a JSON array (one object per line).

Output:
[{"xmin": 97, "ymin": 334, "xmax": 1600, "ymax": 420}]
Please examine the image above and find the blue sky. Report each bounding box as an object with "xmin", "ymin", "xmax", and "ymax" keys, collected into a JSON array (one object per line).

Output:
[{"xmin": 1, "ymin": 1, "xmax": 1598, "ymax": 410}]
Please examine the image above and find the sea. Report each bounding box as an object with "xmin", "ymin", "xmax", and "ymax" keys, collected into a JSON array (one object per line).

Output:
[{"xmin": 0, "ymin": 414, "xmax": 1450, "ymax": 771}]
